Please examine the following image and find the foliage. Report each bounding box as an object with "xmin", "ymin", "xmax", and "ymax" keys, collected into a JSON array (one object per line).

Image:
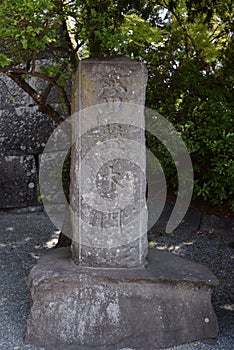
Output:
[
  {"xmin": 141, "ymin": 1, "xmax": 234, "ymax": 211},
  {"xmin": 0, "ymin": 0, "xmax": 233, "ymax": 211}
]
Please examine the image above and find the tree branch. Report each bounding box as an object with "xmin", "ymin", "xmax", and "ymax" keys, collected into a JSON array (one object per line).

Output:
[
  {"xmin": 1, "ymin": 66, "xmax": 57, "ymax": 84},
  {"xmin": 159, "ymin": 0, "xmax": 198, "ymax": 55},
  {"xmin": 9, "ymin": 72, "xmax": 65, "ymax": 125},
  {"xmin": 1, "ymin": 66, "xmax": 72, "ymax": 116}
]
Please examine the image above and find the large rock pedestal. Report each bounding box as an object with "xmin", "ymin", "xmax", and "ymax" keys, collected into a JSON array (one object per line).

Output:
[{"xmin": 26, "ymin": 247, "xmax": 219, "ymax": 350}]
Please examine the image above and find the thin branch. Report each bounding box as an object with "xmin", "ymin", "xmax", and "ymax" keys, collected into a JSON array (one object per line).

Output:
[
  {"xmin": 9, "ymin": 72, "xmax": 64, "ymax": 125},
  {"xmin": 209, "ymin": 24, "xmax": 222, "ymax": 41},
  {"xmin": 208, "ymin": 29, "xmax": 228, "ymax": 43},
  {"xmin": 56, "ymin": 83, "xmax": 71, "ymax": 115},
  {"xmin": 40, "ymin": 81, "xmax": 56, "ymax": 109},
  {"xmin": 172, "ymin": 13, "xmax": 198, "ymax": 54},
  {"xmin": 159, "ymin": 0, "xmax": 198, "ymax": 55},
  {"xmin": 1, "ymin": 66, "xmax": 71, "ymax": 115},
  {"xmin": 1, "ymin": 66, "xmax": 56, "ymax": 83}
]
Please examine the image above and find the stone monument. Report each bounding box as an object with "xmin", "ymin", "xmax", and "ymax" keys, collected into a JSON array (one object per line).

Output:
[
  {"xmin": 26, "ymin": 58, "xmax": 219, "ymax": 350},
  {"xmin": 71, "ymin": 57, "xmax": 148, "ymax": 268}
]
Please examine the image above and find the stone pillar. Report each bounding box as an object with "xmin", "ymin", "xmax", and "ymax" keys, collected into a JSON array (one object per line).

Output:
[{"xmin": 70, "ymin": 57, "xmax": 148, "ymax": 268}]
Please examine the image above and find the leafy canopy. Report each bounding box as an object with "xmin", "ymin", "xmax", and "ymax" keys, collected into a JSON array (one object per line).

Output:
[{"xmin": 0, "ymin": 0, "xmax": 233, "ymax": 210}]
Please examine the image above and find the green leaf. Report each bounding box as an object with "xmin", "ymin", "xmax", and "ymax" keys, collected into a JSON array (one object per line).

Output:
[
  {"xmin": 0, "ymin": 53, "xmax": 12, "ymax": 67},
  {"xmin": 21, "ymin": 38, "xmax": 28, "ymax": 49}
]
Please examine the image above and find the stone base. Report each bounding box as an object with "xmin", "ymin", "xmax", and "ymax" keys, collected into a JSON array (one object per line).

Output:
[{"xmin": 26, "ymin": 248, "xmax": 219, "ymax": 350}]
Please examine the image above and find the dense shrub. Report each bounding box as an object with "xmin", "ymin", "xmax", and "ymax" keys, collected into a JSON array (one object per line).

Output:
[{"xmin": 146, "ymin": 57, "xmax": 234, "ymax": 211}]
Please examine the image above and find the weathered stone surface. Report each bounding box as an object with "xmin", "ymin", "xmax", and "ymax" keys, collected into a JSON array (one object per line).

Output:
[
  {"xmin": 26, "ymin": 247, "xmax": 219, "ymax": 350},
  {"xmin": 0, "ymin": 155, "xmax": 38, "ymax": 208},
  {"xmin": 0, "ymin": 205, "xmax": 42, "ymax": 214},
  {"xmin": 70, "ymin": 57, "xmax": 148, "ymax": 268},
  {"xmin": 0, "ymin": 76, "xmax": 56, "ymax": 156},
  {"xmin": 0, "ymin": 72, "xmax": 59, "ymax": 209},
  {"xmin": 72, "ymin": 236, "xmax": 148, "ymax": 268},
  {"xmin": 72, "ymin": 57, "xmax": 148, "ymax": 110},
  {"xmin": 0, "ymin": 107, "xmax": 55, "ymax": 156}
]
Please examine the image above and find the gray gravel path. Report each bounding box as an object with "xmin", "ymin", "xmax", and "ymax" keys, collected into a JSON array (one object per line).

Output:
[{"xmin": 0, "ymin": 212, "xmax": 233, "ymax": 350}]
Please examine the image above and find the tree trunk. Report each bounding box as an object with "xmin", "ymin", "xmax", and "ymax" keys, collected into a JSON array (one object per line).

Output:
[
  {"xmin": 56, "ymin": 232, "xmax": 72, "ymax": 248},
  {"xmin": 56, "ymin": 150, "xmax": 72, "ymax": 247}
]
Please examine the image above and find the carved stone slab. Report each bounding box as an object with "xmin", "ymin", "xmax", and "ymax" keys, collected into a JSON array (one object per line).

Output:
[{"xmin": 71, "ymin": 58, "xmax": 148, "ymax": 268}]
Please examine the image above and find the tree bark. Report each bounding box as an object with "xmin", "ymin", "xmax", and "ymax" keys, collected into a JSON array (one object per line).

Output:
[
  {"xmin": 9, "ymin": 73, "xmax": 65, "ymax": 125},
  {"xmin": 55, "ymin": 233, "xmax": 72, "ymax": 248}
]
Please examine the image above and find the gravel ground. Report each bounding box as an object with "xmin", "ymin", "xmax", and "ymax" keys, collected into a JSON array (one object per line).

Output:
[{"xmin": 0, "ymin": 212, "xmax": 233, "ymax": 350}]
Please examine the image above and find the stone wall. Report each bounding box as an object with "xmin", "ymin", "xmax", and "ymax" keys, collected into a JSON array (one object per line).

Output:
[{"xmin": 0, "ymin": 75, "xmax": 56, "ymax": 210}]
